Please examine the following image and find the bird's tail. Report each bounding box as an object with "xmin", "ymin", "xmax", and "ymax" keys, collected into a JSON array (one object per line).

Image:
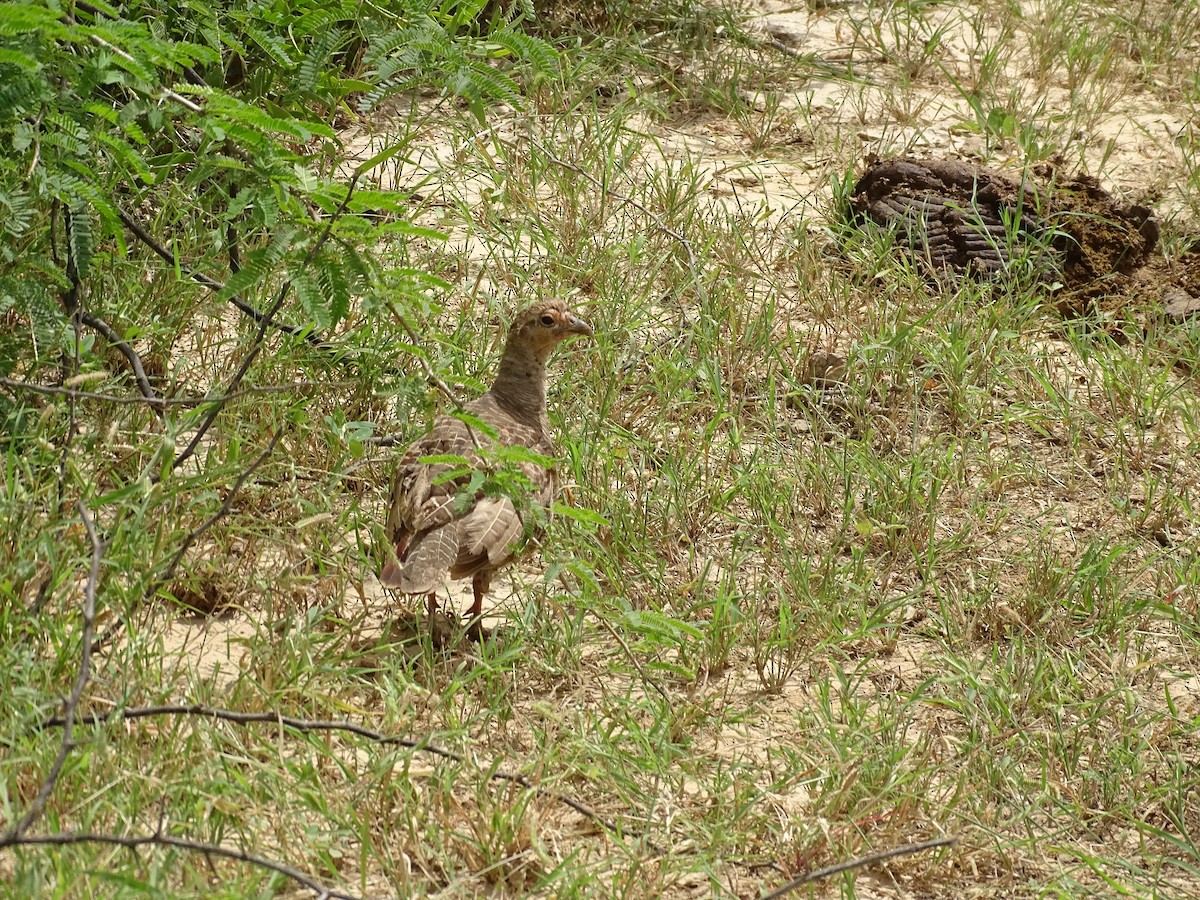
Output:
[
  {"xmin": 380, "ymin": 546, "xmax": 406, "ymax": 588},
  {"xmin": 381, "ymin": 525, "xmax": 458, "ymax": 594}
]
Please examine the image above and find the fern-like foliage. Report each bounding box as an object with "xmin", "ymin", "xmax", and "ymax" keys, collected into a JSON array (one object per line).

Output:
[{"xmin": 0, "ymin": 0, "xmax": 557, "ymax": 386}]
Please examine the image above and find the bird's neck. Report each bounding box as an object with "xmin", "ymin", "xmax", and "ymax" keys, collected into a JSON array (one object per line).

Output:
[{"xmin": 490, "ymin": 338, "xmax": 548, "ymax": 424}]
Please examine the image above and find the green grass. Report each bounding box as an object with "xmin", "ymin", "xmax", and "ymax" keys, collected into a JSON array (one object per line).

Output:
[{"xmin": 4, "ymin": 0, "xmax": 1200, "ymax": 897}]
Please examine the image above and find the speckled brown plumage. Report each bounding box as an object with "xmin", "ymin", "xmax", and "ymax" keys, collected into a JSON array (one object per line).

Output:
[{"xmin": 380, "ymin": 300, "xmax": 592, "ymax": 638}]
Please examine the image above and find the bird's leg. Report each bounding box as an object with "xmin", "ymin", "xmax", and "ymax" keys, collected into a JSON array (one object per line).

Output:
[
  {"xmin": 466, "ymin": 577, "xmax": 488, "ymax": 642},
  {"xmin": 424, "ymin": 590, "xmax": 455, "ymax": 649}
]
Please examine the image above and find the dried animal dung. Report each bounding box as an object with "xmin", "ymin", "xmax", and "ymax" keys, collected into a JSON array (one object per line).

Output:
[{"xmin": 847, "ymin": 155, "xmax": 1161, "ymax": 314}]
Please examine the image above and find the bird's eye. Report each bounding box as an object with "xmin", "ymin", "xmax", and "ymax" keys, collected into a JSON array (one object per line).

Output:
[{"xmin": 540, "ymin": 314, "xmax": 556, "ymax": 326}]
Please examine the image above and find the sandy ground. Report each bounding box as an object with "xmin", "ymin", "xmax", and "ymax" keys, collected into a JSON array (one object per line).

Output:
[{"xmin": 140, "ymin": 2, "xmax": 1200, "ymax": 896}]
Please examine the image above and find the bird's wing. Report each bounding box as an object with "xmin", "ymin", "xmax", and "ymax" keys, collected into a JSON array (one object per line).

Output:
[
  {"xmin": 459, "ymin": 497, "xmax": 524, "ymax": 566},
  {"xmin": 392, "ymin": 523, "xmax": 460, "ymax": 594},
  {"xmin": 387, "ymin": 414, "xmax": 485, "ymax": 541},
  {"xmin": 383, "ymin": 396, "xmax": 562, "ymax": 591}
]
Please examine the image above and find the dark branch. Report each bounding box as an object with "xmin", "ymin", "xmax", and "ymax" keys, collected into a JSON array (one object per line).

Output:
[
  {"xmin": 226, "ymin": 181, "xmax": 242, "ymax": 275},
  {"xmin": 761, "ymin": 836, "xmax": 958, "ymax": 899},
  {"xmin": 156, "ymin": 431, "xmax": 282, "ymax": 590},
  {"xmin": 61, "ymin": 206, "xmax": 81, "ymax": 316},
  {"xmin": 170, "ymin": 175, "xmax": 359, "ymax": 473},
  {"xmin": 182, "ymin": 65, "xmax": 207, "ymax": 87},
  {"xmin": 54, "ymin": 205, "xmax": 162, "ymax": 415},
  {"xmin": 11, "ymin": 831, "xmax": 360, "ymax": 900},
  {"xmin": 0, "ymin": 376, "xmax": 353, "ymax": 409},
  {"xmin": 78, "ymin": 311, "xmax": 162, "ymax": 413},
  {"xmin": 55, "ymin": 201, "xmax": 81, "ymax": 514},
  {"xmin": 1, "ymin": 502, "xmax": 103, "ymax": 846},
  {"xmin": 114, "ymin": 204, "xmax": 335, "ymax": 352},
  {"xmin": 40, "ymin": 703, "xmax": 643, "ymax": 847},
  {"xmin": 90, "ymin": 430, "xmax": 285, "ymax": 654}
]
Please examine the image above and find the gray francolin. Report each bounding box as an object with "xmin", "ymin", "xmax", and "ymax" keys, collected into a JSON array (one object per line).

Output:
[{"xmin": 381, "ymin": 300, "xmax": 592, "ymax": 639}]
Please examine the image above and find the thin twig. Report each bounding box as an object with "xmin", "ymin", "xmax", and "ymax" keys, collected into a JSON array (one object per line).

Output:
[
  {"xmin": 1, "ymin": 502, "xmax": 103, "ymax": 845},
  {"xmin": 87, "ymin": 34, "xmax": 203, "ymax": 112},
  {"xmin": 78, "ymin": 312, "xmax": 162, "ymax": 413},
  {"xmin": 114, "ymin": 205, "xmax": 335, "ymax": 352},
  {"xmin": 54, "ymin": 205, "xmax": 162, "ymax": 416},
  {"xmin": 0, "ymin": 376, "xmax": 354, "ymax": 409},
  {"xmin": 12, "ymin": 831, "xmax": 360, "ymax": 900},
  {"xmin": 89, "ymin": 430, "xmax": 286, "ymax": 655},
  {"xmin": 383, "ymin": 302, "xmax": 464, "ymax": 407},
  {"xmin": 226, "ymin": 181, "xmax": 243, "ymax": 276},
  {"xmin": 55, "ymin": 203, "xmax": 81, "ymax": 515},
  {"xmin": 40, "ymin": 703, "xmax": 648, "ymax": 848},
  {"xmin": 170, "ymin": 175, "xmax": 358, "ymax": 474},
  {"xmin": 593, "ymin": 610, "xmax": 671, "ymax": 706},
  {"xmin": 761, "ymin": 836, "xmax": 958, "ymax": 899},
  {"xmin": 71, "ymin": 0, "xmax": 209, "ymax": 87},
  {"xmin": 744, "ymin": 33, "xmax": 871, "ymax": 81},
  {"xmin": 156, "ymin": 431, "xmax": 282, "ymax": 589}
]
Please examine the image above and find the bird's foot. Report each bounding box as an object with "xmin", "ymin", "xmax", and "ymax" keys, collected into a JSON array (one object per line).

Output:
[
  {"xmin": 426, "ymin": 610, "xmax": 456, "ymax": 649},
  {"xmin": 465, "ymin": 617, "xmax": 493, "ymax": 643}
]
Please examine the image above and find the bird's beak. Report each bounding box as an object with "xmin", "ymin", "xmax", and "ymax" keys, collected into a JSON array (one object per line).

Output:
[{"xmin": 564, "ymin": 313, "xmax": 593, "ymax": 338}]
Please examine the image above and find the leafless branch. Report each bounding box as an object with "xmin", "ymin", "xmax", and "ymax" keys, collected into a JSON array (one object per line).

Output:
[
  {"xmin": 60, "ymin": 205, "xmax": 81, "ymax": 316},
  {"xmin": 41, "ymin": 703, "xmax": 647, "ymax": 848},
  {"xmin": 383, "ymin": 302, "xmax": 464, "ymax": 408},
  {"xmin": 88, "ymin": 429, "xmax": 285, "ymax": 655},
  {"xmin": 732, "ymin": 26, "xmax": 869, "ymax": 81},
  {"xmin": 11, "ymin": 831, "xmax": 361, "ymax": 900},
  {"xmin": 114, "ymin": 205, "xmax": 336, "ymax": 352},
  {"xmin": 53, "ymin": 204, "xmax": 162, "ymax": 415},
  {"xmin": 78, "ymin": 311, "xmax": 162, "ymax": 412},
  {"xmin": 226, "ymin": 182, "xmax": 243, "ymax": 276},
  {"xmin": 0, "ymin": 376, "xmax": 354, "ymax": 409},
  {"xmin": 170, "ymin": 175, "xmax": 359, "ymax": 473},
  {"xmin": 761, "ymin": 835, "xmax": 958, "ymax": 899},
  {"xmin": 593, "ymin": 610, "xmax": 671, "ymax": 706},
  {"xmin": 1, "ymin": 502, "xmax": 103, "ymax": 845},
  {"xmin": 87, "ymin": 34, "xmax": 203, "ymax": 112},
  {"xmin": 55, "ymin": 203, "xmax": 82, "ymax": 514},
  {"xmin": 156, "ymin": 431, "xmax": 283, "ymax": 589}
]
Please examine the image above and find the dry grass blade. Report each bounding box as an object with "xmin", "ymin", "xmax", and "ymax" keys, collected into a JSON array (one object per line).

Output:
[
  {"xmin": 760, "ymin": 836, "xmax": 959, "ymax": 898},
  {"xmin": 37, "ymin": 703, "xmax": 649, "ymax": 848},
  {"xmin": 14, "ymin": 831, "xmax": 362, "ymax": 900},
  {"xmin": 1, "ymin": 501, "xmax": 102, "ymax": 845}
]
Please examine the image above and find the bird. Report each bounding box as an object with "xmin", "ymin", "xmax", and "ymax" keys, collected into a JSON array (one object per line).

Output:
[{"xmin": 380, "ymin": 299, "xmax": 592, "ymax": 641}]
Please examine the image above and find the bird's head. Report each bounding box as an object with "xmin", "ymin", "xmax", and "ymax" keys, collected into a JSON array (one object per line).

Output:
[{"xmin": 510, "ymin": 300, "xmax": 593, "ymax": 357}]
